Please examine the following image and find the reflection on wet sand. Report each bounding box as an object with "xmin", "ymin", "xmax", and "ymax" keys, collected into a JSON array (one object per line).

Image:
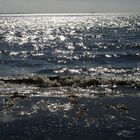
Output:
[{"xmin": 0, "ymin": 81, "xmax": 140, "ymax": 140}]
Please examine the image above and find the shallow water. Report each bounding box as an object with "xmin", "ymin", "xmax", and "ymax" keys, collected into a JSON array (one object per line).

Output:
[{"xmin": 0, "ymin": 95, "xmax": 140, "ymax": 140}]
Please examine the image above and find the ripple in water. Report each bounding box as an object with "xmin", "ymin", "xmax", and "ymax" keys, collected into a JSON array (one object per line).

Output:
[{"xmin": 0, "ymin": 14, "xmax": 140, "ymax": 76}]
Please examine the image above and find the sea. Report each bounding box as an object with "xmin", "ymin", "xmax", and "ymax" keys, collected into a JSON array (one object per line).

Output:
[{"xmin": 0, "ymin": 13, "xmax": 140, "ymax": 140}]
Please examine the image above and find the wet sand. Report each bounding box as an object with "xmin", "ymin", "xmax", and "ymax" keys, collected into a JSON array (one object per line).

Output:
[{"xmin": 0, "ymin": 77, "xmax": 140, "ymax": 140}]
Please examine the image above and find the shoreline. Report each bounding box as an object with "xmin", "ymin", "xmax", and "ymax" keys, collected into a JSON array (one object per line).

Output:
[{"xmin": 0, "ymin": 75, "xmax": 140, "ymax": 88}]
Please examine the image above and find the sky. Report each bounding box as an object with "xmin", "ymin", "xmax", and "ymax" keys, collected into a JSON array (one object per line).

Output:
[{"xmin": 0, "ymin": 0, "xmax": 140, "ymax": 13}]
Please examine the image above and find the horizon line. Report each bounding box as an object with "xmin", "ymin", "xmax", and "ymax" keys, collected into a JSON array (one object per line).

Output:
[{"xmin": 0, "ymin": 12, "xmax": 139, "ymax": 16}]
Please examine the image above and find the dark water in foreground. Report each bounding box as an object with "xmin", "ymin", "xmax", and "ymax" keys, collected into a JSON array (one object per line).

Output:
[{"xmin": 0, "ymin": 14, "xmax": 140, "ymax": 140}]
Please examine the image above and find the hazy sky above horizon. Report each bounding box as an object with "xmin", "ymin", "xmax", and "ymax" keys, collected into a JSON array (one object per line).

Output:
[{"xmin": 0, "ymin": 0, "xmax": 140, "ymax": 13}]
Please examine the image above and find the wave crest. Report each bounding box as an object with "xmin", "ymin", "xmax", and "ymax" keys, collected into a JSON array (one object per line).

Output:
[{"xmin": 0, "ymin": 75, "xmax": 140, "ymax": 88}]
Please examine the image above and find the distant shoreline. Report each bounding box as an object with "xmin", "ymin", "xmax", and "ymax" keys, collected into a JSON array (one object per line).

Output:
[
  {"xmin": 0, "ymin": 13, "xmax": 139, "ymax": 17},
  {"xmin": 0, "ymin": 12, "xmax": 139, "ymax": 15}
]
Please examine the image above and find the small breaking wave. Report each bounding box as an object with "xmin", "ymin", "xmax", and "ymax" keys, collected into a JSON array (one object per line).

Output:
[{"xmin": 0, "ymin": 75, "xmax": 140, "ymax": 88}]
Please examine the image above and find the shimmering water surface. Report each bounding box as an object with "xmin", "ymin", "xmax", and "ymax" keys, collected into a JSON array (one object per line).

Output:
[
  {"xmin": 0, "ymin": 14, "xmax": 140, "ymax": 76},
  {"xmin": 0, "ymin": 14, "xmax": 140, "ymax": 140}
]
